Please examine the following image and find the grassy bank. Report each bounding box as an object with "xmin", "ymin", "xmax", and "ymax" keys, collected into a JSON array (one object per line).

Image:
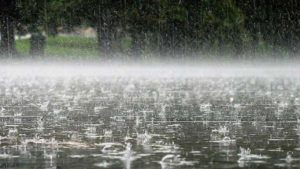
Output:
[
  {"xmin": 16, "ymin": 36, "xmax": 99, "ymax": 59},
  {"xmin": 15, "ymin": 35, "xmax": 296, "ymax": 61}
]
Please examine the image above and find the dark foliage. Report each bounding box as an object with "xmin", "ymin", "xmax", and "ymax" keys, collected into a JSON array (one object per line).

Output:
[{"xmin": 0, "ymin": 0, "xmax": 299, "ymax": 58}]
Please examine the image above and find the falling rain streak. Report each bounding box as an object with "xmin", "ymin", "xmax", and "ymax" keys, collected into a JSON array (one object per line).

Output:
[{"xmin": 1, "ymin": 0, "xmax": 300, "ymax": 168}]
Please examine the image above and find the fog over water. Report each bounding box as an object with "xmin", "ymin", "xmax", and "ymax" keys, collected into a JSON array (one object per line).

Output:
[{"xmin": 1, "ymin": 59, "xmax": 300, "ymax": 78}]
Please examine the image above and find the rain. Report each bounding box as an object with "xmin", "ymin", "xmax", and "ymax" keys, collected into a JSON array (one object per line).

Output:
[{"xmin": 1, "ymin": 1, "xmax": 300, "ymax": 169}]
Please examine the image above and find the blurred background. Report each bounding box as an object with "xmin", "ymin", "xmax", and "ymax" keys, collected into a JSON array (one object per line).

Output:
[{"xmin": 0, "ymin": 0, "xmax": 299, "ymax": 61}]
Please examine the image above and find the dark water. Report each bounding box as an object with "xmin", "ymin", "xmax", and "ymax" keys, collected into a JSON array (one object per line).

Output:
[{"xmin": 0, "ymin": 75, "xmax": 300, "ymax": 169}]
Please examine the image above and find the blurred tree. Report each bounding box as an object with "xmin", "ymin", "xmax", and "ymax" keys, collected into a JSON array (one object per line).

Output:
[
  {"xmin": 0, "ymin": 0, "xmax": 17, "ymax": 57},
  {"xmin": 69, "ymin": 0, "xmax": 119, "ymax": 58},
  {"xmin": 4, "ymin": 0, "xmax": 299, "ymax": 58},
  {"xmin": 160, "ymin": 0, "xmax": 188, "ymax": 57},
  {"xmin": 201, "ymin": 0, "xmax": 246, "ymax": 56},
  {"xmin": 237, "ymin": 0, "xmax": 300, "ymax": 56},
  {"xmin": 17, "ymin": 0, "xmax": 46, "ymax": 56}
]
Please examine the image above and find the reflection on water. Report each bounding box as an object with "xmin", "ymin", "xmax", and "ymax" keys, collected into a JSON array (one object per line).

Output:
[{"xmin": 0, "ymin": 74, "xmax": 300, "ymax": 168}]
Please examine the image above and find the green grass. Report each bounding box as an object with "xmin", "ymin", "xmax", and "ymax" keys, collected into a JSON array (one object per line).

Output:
[
  {"xmin": 16, "ymin": 39, "xmax": 30, "ymax": 56},
  {"xmin": 47, "ymin": 36, "xmax": 97, "ymax": 49},
  {"xmin": 16, "ymin": 36, "xmax": 99, "ymax": 59},
  {"xmin": 16, "ymin": 35, "xmax": 292, "ymax": 60}
]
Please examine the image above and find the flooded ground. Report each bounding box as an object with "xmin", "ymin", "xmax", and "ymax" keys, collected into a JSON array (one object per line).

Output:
[{"xmin": 0, "ymin": 65, "xmax": 300, "ymax": 169}]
